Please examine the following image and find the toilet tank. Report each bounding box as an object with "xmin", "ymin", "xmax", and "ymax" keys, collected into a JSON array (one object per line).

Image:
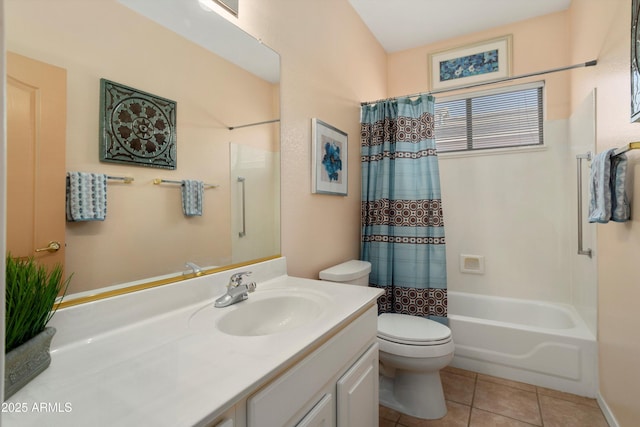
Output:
[{"xmin": 319, "ymin": 260, "xmax": 371, "ymax": 287}]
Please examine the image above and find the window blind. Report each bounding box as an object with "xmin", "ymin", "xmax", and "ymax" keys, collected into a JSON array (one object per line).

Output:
[{"xmin": 434, "ymin": 82, "xmax": 544, "ymax": 153}]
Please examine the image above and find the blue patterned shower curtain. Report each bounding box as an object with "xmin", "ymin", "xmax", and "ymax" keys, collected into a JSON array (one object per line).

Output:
[{"xmin": 360, "ymin": 95, "xmax": 448, "ymax": 322}]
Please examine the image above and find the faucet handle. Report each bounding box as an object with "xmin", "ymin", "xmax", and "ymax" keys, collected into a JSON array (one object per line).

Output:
[
  {"xmin": 229, "ymin": 271, "xmax": 252, "ymax": 287},
  {"xmin": 184, "ymin": 262, "xmax": 203, "ymax": 277}
]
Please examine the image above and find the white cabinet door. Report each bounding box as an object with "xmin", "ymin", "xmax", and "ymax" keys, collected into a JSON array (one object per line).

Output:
[
  {"xmin": 247, "ymin": 308, "xmax": 377, "ymax": 427},
  {"xmin": 336, "ymin": 343, "xmax": 379, "ymax": 427},
  {"xmin": 296, "ymin": 393, "xmax": 334, "ymax": 427},
  {"xmin": 213, "ymin": 419, "xmax": 234, "ymax": 427},
  {"xmin": 207, "ymin": 407, "xmax": 237, "ymax": 427}
]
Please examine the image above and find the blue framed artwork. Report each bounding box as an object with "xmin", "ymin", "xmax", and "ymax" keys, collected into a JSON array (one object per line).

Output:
[
  {"xmin": 311, "ymin": 118, "xmax": 348, "ymax": 196},
  {"xmin": 428, "ymin": 35, "xmax": 512, "ymax": 91}
]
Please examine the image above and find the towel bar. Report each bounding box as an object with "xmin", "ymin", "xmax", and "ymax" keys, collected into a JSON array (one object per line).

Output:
[
  {"xmin": 106, "ymin": 175, "xmax": 134, "ymax": 184},
  {"xmin": 613, "ymin": 141, "xmax": 640, "ymax": 156},
  {"xmin": 576, "ymin": 152, "xmax": 592, "ymax": 258},
  {"xmin": 153, "ymin": 178, "xmax": 218, "ymax": 189}
]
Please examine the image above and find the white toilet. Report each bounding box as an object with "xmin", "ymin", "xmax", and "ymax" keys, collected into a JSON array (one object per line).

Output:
[{"xmin": 319, "ymin": 260, "xmax": 454, "ymax": 420}]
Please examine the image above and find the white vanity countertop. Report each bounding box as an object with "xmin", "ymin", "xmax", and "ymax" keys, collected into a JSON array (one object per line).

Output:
[{"xmin": 2, "ymin": 258, "xmax": 382, "ymax": 426}]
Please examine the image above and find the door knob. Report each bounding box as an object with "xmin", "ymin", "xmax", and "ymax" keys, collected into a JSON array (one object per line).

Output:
[{"xmin": 35, "ymin": 241, "xmax": 61, "ymax": 253}]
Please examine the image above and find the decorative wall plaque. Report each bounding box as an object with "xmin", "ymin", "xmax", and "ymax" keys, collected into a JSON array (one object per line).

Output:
[{"xmin": 100, "ymin": 79, "xmax": 177, "ymax": 169}]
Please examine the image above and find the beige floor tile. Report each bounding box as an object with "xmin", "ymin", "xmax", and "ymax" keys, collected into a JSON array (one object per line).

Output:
[
  {"xmin": 470, "ymin": 408, "xmax": 541, "ymax": 426},
  {"xmin": 442, "ymin": 365, "xmax": 478, "ymax": 379},
  {"xmin": 536, "ymin": 386, "xmax": 600, "ymax": 408},
  {"xmin": 539, "ymin": 394, "xmax": 608, "ymax": 427},
  {"xmin": 396, "ymin": 401, "xmax": 470, "ymax": 427},
  {"xmin": 477, "ymin": 374, "xmax": 536, "ymax": 393},
  {"xmin": 380, "ymin": 404, "xmax": 401, "ymax": 422},
  {"xmin": 442, "ymin": 370, "xmax": 476, "ymax": 405},
  {"xmin": 381, "ymin": 368, "xmax": 609, "ymax": 427},
  {"xmin": 473, "ymin": 380, "xmax": 542, "ymax": 426},
  {"xmin": 380, "ymin": 418, "xmax": 397, "ymax": 427}
]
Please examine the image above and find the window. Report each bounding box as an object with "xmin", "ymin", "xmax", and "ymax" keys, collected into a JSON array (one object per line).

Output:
[{"xmin": 434, "ymin": 82, "xmax": 544, "ymax": 153}]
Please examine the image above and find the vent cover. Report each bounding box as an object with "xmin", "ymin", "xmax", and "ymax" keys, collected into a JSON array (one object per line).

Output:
[{"xmin": 459, "ymin": 254, "xmax": 485, "ymax": 274}]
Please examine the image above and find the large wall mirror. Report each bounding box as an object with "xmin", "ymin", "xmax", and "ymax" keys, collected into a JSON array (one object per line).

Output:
[{"xmin": 5, "ymin": 0, "xmax": 281, "ymax": 304}]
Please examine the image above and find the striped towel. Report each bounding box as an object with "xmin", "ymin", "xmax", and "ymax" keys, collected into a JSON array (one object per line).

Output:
[
  {"xmin": 182, "ymin": 180, "xmax": 204, "ymax": 217},
  {"xmin": 588, "ymin": 150, "xmax": 630, "ymax": 223},
  {"xmin": 588, "ymin": 150, "xmax": 614, "ymax": 223},
  {"xmin": 66, "ymin": 172, "xmax": 107, "ymax": 221}
]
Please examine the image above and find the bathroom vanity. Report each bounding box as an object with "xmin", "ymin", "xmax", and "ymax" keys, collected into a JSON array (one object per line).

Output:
[{"xmin": 2, "ymin": 258, "xmax": 382, "ymax": 427}]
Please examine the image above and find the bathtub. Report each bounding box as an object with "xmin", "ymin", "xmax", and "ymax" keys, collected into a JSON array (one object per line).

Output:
[{"xmin": 447, "ymin": 291, "xmax": 597, "ymax": 397}]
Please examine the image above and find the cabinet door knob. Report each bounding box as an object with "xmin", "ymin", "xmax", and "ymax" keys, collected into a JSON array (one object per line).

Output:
[{"xmin": 35, "ymin": 241, "xmax": 61, "ymax": 253}]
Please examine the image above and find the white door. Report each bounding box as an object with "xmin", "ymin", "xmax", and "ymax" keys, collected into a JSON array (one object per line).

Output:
[{"xmin": 6, "ymin": 51, "xmax": 67, "ymax": 270}]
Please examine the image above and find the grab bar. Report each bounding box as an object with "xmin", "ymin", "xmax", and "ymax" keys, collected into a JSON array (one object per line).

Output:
[
  {"xmin": 576, "ymin": 152, "xmax": 592, "ymax": 258},
  {"xmin": 238, "ymin": 177, "xmax": 246, "ymax": 238}
]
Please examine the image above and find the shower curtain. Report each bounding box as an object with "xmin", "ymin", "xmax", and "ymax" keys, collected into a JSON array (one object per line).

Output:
[{"xmin": 360, "ymin": 94, "xmax": 448, "ymax": 323}]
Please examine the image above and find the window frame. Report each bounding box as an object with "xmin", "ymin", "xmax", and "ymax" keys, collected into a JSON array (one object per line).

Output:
[{"xmin": 434, "ymin": 81, "xmax": 546, "ymax": 156}]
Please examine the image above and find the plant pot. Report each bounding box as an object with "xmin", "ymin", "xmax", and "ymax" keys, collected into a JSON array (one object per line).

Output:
[{"xmin": 4, "ymin": 327, "xmax": 56, "ymax": 400}]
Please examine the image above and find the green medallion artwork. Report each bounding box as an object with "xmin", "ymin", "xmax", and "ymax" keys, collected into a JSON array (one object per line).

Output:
[{"xmin": 99, "ymin": 79, "xmax": 177, "ymax": 169}]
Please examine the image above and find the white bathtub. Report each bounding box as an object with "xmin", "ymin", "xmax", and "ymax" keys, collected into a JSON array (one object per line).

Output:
[{"xmin": 447, "ymin": 291, "xmax": 597, "ymax": 397}]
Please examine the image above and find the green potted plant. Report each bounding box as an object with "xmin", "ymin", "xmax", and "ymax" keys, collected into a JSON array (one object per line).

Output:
[{"xmin": 5, "ymin": 255, "xmax": 71, "ymax": 399}]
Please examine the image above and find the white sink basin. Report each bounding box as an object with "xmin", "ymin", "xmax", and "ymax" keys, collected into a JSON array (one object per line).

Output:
[{"xmin": 189, "ymin": 289, "xmax": 331, "ymax": 336}]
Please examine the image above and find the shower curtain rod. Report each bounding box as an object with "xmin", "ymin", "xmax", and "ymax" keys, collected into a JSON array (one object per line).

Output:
[
  {"xmin": 228, "ymin": 119, "xmax": 280, "ymax": 130},
  {"xmin": 360, "ymin": 59, "xmax": 598, "ymax": 106}
]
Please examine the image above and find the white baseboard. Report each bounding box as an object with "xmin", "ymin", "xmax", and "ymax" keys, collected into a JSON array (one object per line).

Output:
[{"xmin": 597, "ymin": 392, "xmax": 619, "ymax": 427}]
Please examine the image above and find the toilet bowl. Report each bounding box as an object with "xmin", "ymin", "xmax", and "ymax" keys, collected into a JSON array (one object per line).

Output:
[{"xmin": 319, "ymin": 260, "xmax": 454, "ymax": 420}]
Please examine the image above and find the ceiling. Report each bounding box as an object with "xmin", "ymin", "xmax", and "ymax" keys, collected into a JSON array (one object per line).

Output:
[
  {"xmin": 118, "ymin": 0, "xmax": 280, "ymax": 83},
  {"xmin": 348, "ymin": 0, "xmax": 572, "ymax": 53}
]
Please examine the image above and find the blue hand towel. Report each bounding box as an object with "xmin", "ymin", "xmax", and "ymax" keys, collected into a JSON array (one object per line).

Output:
[
  {"xmin": 588, "ymin": 149, "xmax": 630, "ymax": 223},
  {"xmin": 588, "ymin": 150, "xmax": 614, "ymax": 223},
  {"xmin": 182, "ymin": 180, "xmax": 204, "ymax": 217},
  {"xmin": 610, "ymin": 154, "xmax": 630, "ymax": 222},
  {"xmin": 66, "ymin": 172, "xmax": 107, "ymax": 221}
]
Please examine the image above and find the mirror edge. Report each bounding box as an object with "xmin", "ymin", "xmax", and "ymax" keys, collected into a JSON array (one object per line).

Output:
[{"xmin": 55, "ymin": 254, "xmax": 282, "ymax": 310}]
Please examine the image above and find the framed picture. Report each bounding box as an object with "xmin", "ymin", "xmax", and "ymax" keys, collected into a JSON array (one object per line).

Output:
[
  {"xmin": 99, "ymin": 79, "xmax": 177, "ymax": 169},
  {"xmin": 631, "ymin": 0, "xmax": 640, "ymax": 122},
  {"xmin": 428, "ymin": 35, "xmax": 512, "ymax": 92},
  {"xmin": 311, "ymin": 118, "xmax": 348, "ymax": 196}
]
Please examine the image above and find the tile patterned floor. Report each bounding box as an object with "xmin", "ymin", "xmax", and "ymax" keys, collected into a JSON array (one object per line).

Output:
[{"xmin": 379, "ymin": 366, "xmax": 609, "ymax": 427}]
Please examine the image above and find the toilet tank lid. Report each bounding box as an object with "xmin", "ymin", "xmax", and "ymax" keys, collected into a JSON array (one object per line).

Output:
[{"xmin": 319, "ymin": 260, "xmax": 371, "ymax": 282}]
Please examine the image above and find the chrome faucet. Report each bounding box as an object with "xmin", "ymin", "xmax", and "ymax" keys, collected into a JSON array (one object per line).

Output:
[
  {"xmin": 214, "ymin": 271, "xmax": 256, "ymax": 308},
  {"xmin": 184, "ymin": 262, "xmax": 203, "ymax": 277}
]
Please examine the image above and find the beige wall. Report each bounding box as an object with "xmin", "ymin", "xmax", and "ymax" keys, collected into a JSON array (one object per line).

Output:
[
  {"xmin": 231, "ymin": 0, "xmax": 388, "ymax": 278},
  {"xmin": 387, "ymin": 11, "xmax": 572, "ymax": 120},
  {"xmin": 571, "ymin": 1, "xmax": 640, "ymax": 426}
]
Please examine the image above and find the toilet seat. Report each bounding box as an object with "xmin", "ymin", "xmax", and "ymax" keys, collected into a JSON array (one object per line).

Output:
[
  {"xmin": 377, "ymin": 313, "xmax": 454, "ymax": 359},
  {"xmin": 378, "ymin": 313, "xmax": 452, "ymax": 346}
]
